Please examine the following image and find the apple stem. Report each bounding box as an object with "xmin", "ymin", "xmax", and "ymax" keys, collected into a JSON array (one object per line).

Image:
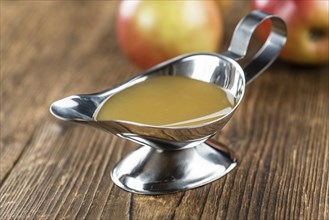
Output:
[{"xmin": 309, "ymin": 28, "xmax": 327, "ymax": 41}]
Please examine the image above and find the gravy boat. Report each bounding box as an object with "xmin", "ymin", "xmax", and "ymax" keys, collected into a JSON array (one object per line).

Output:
[{"xmin": 50, "ymin": 11, "xmax": 286, "ymax": 194}]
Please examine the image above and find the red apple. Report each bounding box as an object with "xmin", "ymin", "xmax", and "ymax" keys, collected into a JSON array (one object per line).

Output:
[
  {"xmin": 252, "ymin": 0, "xmax": 329, "ymax": 64},
  {"xmin": 117, "ymin": 0, "xmax": 223, "ymax": 69}
]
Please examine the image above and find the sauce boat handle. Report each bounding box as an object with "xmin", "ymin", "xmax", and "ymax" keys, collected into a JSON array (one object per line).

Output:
[{"xmin": 222, "ymin": 10, "xmax": 287, "ymax": 84}]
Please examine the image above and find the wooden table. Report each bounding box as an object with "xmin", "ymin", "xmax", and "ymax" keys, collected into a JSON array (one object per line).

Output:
[{"xmin": 1, "ymin": 2, "xmax": 328, "ymax": 219}]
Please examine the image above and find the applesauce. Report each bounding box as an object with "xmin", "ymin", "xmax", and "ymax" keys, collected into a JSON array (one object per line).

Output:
[{"xmin": 96, "ymin": 76, "xmax": 234, "ymax": 127}]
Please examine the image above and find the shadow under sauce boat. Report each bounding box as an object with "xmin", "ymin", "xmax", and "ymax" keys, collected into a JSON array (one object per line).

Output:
[{"xmin": 50, "ymin": 11, "xmax": 287, "ymax": 194}]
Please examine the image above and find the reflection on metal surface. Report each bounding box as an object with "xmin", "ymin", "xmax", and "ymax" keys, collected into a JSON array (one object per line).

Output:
[
  {"xmin": 111, "ymin": 140, "xmax": 237, "ymax": 194},
  {"xmin": 50, "ymin": 11, "xmax": 286, "ymax": 194}
]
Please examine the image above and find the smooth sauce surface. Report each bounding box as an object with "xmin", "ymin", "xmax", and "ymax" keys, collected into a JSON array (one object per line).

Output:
[{"xmin": 96, "ymin": 76, "xmax": 234, "ymax": 127}]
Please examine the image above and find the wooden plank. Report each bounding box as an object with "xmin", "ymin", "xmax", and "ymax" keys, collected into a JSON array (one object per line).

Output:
[
  {"xmin": 0, "ymin": 119, "xmax": 131, "ymax": 219},
  {"xmin": 1, "ymin": 1, "xmax": 328, "ymax": 220},
  {"xmin": 0, "ymin": 1, "xmax": 137, "ymax": 183}
]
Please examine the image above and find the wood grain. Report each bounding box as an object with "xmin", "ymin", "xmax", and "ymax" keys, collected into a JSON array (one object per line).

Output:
[{"xmin": 1, "ymin": 1, "xmax": 328, "ymax": 220}]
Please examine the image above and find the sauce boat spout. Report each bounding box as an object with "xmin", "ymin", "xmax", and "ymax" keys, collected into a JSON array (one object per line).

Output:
[{"xmin": 50, "ymin": 94, "xmax": 106, "ymax": 122}]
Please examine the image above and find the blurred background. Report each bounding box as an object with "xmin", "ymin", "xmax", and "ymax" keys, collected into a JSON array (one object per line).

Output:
[
  {"xmin": 2, "ymin": 0, "xmax": 328, "ymax": 135},
  {"xmin": 1, "ymin": 1, "xmax": 329, "ymax": 219}
]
